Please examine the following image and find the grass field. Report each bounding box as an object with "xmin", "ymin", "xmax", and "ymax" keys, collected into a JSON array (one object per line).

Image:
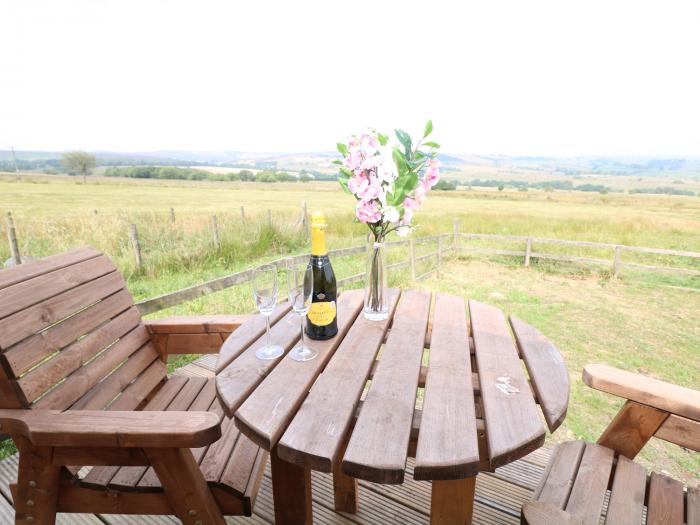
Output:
[{"xmin": 0, "ymin": 172, "xmax": 698, "ymax": 482}]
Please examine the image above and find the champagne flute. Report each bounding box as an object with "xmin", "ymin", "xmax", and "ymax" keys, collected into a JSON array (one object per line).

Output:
[
  {"xmin": 252, "ymin": 264, "xmax": 284, "ymax": 360},
  {"xmin": 286, "ymin": 257, "xmax": 316, "ymax": 362}
]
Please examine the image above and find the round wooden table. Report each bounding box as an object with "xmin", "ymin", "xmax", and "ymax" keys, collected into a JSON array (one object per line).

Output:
[{"xmin": 215, "ymin": 288, "xmax": 569, "ymax": 524}]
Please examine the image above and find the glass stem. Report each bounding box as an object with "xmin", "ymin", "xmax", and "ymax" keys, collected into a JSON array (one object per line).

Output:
[
  {"xmin": 265, "ymin": 314, "xmax": 271, "ymax": 348},
  {"xmin": 299, "ymin": 314, "xmax": 306, "ymax": 350}
]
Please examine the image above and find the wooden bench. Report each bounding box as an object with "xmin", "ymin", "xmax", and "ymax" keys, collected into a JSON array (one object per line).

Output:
[
  {"xmin": 523, "ymin": 364, "xmax": 700, "ymax": 525},
  {"xmin": 0, "ymin": 248, "xmax": 264, "ymax": 524}
]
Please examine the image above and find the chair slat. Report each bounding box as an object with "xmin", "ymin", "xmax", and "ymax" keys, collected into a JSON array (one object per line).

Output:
[
  {"xmin": 201, "ymin": 414, "xmax": 242, "ymax": 484},
  {"xmin": 0, "ymin": 271, "xmax": 126, "ymax": 350},
  {"xmin": 414, "ymin": 294, "xmax": 479, "ymax": 481},
  {"xmin": 605, "ymin": 456, "xmax": 646, "ymax": 525},
  {"xmin": 3, "ymin": 289, "xmax": 134, "ymax": 378},
  {"xmin": 564, "ymin": 443, "xmax": 614, "ymax": 525},
  {"xmin": 234, "ymin": 290, "xmax": 364, "ymax": 450},
  {"xmin": 469, "ymin": 300, "xmax": 545, "ymax": 468},
  {"xmin": 276, "ymin": 290, "xmax": 400, "ymax": 472},
  {"xmin": 509, "ymin": 315, "xmax": 569, "ymax": 432},
  {"xmin": 0, "ymin": 247, "xmax": 101, "ymax": 290},
  {"xmin": 646, "ymin": 472, "xmax": 684, "ymax": 525},
  {"xmin": 107, "ymin": 359, "xmax": 167, "ymax": 411},
  {"xmin": 0, "ymin": 255, "xmax": 116, "ymax": 320},
  {"xmin": 342, "ymin": 290, "xmax": 431, "ymax": 484},
  {"xmin": 219, "ymin": 432, "xmax": 262, "ymax": 497},
  {"xmin": 688, "ymin": 486, "xmax": 700, "ymax": 525},
  {"xmin": 33, "ymin": 324, "xmax": 149, "ymax": 410},
  {"xmin": 18, "ymin": 307, "xmax": 142, "ymax": 404},
  {"xmin": 533, "ymin": 440, "xmax": 585, "ymax": 507}
]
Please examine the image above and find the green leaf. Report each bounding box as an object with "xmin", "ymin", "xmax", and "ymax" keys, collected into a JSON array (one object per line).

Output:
[
  {"xmin": 423, "ymin": 120, "xmax": 433, "ymax": 138},
  {"xmin": 423, "ymin": 141, "xmax": 441, "ymax": 149},
  {"xmin": 392, "ymin": 147, "xmax": 408, "ymax": 173},
  {"xmin": 395, "ymin": 129, "xmax": 412, "ymax": 153},
  {"xmin": 336, "ymin": 142, "xmax": 348, "ymax": 155},
  {"xmin": 377, "ymin": 133, "xmax": 389, "ymax": 146},
  {"xmin": 338, "ymin": 176, "xmax": 351, "ymax": 194},
  {"xmin": 339, "ymin": 167, "xmax": 354, "ymax": 179},
  {"xmin": 331, "ymin": 160, "xmax": 343, "ymax": 165}
]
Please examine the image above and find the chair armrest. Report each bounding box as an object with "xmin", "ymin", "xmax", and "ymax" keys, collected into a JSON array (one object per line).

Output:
[
  {"xmin": 583, "ymin": 364, "xmax": 700, "ymax": 421},
  {"xmin": 146, "ymin": 315, "xmax": 251, "ymax": 356},
  {"xmin": 0, "ymin": 410, "xmax": 221, "ymax": 448}
]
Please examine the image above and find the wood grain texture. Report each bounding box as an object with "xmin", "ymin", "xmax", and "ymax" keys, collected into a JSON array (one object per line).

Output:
[
  {"xmin": 0, "ymin": 247, "xmax": 101, "ymax": 290},
  {"xmin": 146, "ymin": 315, "xmax": 251, "ymax": 334},
  {"xmin": 646, "ymin": 472, "xmax": 684, "ymax": 525},
  {"xmin": 342, "ymin": 290, "xmax": 431, "ymax": 484},
  {"xmin": 509, "ymin": 315, "xmax": 569, "ymax": 432},
  {"xmin": 654, "ymin": 414, "xmax": 700, "ymax": 452},
  {"xmin": 14, "ymin": 437, "xmax": 61, "ymax": 525},
  {"xmin": 583, "ymin": 363, "xmax": 700, "ymax": 421},
  {"xmin": 688, "ymin": 486, "xmax": 700, "ymax": 525},
  {"xmin": 270, "ymin": 446, "xmax": 312, "ymax": 525},
  {"xmin": 605, "ymin": 455, "xmax": 646, "ymax": 525},
  {"xmin": 234, "ymin": 289, "xmax": 364, "ymax": 449},
  {"xmin": 215, "ymin": 302, "xmax": 291, "ymax": 373},
  {"xmin": 521, "ymin": 502, "xmax": 583, "ymax": 525},
  {"xmin": 469, "ymin": 300, "xmax": 545, "ymax": 468},
  {"xmin": 414, "ymin": 293, "xmax": 479, "ymax": 481},
  {"xmin": 564, "ymin": 443, "xmax": 614, "ymax": 525},
  {"xmin": 532, "ymin": 440, "xmax": 585, "ymax": 508},
  {"xmin": 276, "ymin": 289, "xmax": 401, "ymax": 471},
  {"xmin": 597, "ymin": 400, "xmax": 668, "ymax": 459},
  {"xmin": 429, "ymin": 478, "xmax": 475, "ymax": 525},
  {"xmin": 0, "ymin": 409, "xmax": 221, "ymax": 448}
]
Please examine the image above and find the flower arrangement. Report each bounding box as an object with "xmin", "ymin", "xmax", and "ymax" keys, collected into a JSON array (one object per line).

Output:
[
  {"xmin": 335, "ymin": 120, "xmax": 441, "ymax": 243},
  {"xmin": 335, "ymin": 121, "xmax": 440, "ymax": 320}
]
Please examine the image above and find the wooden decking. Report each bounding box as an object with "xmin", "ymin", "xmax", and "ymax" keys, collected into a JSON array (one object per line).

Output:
[{"xmin": 0, "ymin": 355, "xmax": 550, "ymax": 524}]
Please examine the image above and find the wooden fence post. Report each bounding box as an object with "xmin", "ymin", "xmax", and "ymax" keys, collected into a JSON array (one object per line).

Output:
[
  {"xmin": 169, "ymin": 208, "xmax": 176, "ymax": 224},
  {"xmin": 453, "ymin": 219, "xmax": 459, "ymax": 252},
  {"xmin": 5, "ymin": 212, "xmax": 22, "ymax": 265},
  {"xmin": 240, "ymin": 205, "xmax": 246, "ymax": 223},
  {"xmin": 437, "ymin": 236, "xmax": 443, "ymax": 277},
  {"xmin": 268, "ymin": 209, "xmax": 272, "ymax": 227},
  {"xmin": 301, "ymin": 201, "xmax": 308, "ymax": 233},
  {"xmin": 211, "ymin": 214, "xmax": 221, "ymax": 249},
  {"xmin": 409, "ymin": 239, "xmax": 416, "ymax": 281},
  {"xmin": 524, "ymin": 238, "xmax": 532, "ymax": 267},
  {"xmin": 129, "ymin": 224, "xmax": 143, "ymax": 270},
  {"xmin": 613, "ymin": 245, "xmax": 622, "ymax": 277}
]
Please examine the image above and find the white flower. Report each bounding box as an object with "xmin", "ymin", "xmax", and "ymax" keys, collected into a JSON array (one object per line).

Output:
[
  {"xmin": 383, "ymin": 205, "xmax": 400, "ymax": 223},
  {"xmin": 396, "ymin": 225, "xmax": 411, "ymax": 237},
  {"xmin": 376, "ymin": 146, "xmax": 398, "ymax": 183}
]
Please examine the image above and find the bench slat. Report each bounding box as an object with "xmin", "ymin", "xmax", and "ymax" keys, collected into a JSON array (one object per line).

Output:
[
  {"xmin": 533, "ymin": 440, "xmax": 585, "ymax": 507},
  {"xmin": 605, "ymin": 456, "xmax": 646, "ymax": 525},
  {"xmin": 646, "ymin": 472, "xmax": 684, "ymax": 525},
  {"xmin": 564, "ymin": 443, "xmax": 614, "ymax": 525},
  {"xmin": 0, "ymin": 247, "xmax": 101, "ymax": 290}
]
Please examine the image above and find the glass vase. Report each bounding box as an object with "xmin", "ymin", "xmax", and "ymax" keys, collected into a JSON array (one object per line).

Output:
[{"xmin": 363, "ymin": 240, "xmax": 388, "ymax": 320}]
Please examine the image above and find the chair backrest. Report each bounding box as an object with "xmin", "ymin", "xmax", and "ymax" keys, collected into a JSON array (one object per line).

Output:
[{"xmin": 0, "ymin": 248, "xmax": 166, "ymax": 411}]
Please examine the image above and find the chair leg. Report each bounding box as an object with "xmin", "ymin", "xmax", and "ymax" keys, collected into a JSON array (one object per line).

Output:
[
  {"xmin": 147, "ymin": 447, "xmax": 226, "ymax": 525},
  {"xmin": 430, "ymin": 477, "xmax": 476, "ymax": 525},
  {"xmin": 14, "ymin": 438, "xmax": 60, "ymax": 525}
]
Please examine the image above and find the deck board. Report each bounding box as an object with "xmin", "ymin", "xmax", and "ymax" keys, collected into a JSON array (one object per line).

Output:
[{"xmin": 0, "ymin": 355, "xmax": 549, "ymax": 524}]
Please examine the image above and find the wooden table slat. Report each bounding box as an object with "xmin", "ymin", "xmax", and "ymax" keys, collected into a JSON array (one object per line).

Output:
[
  {"xmin": 234, "ymin": 290, "xmax": 364, "ymax": 450},
  {"xmin": 276, "ymin": 289, "xmax": 402, "ymax": 471},
  {"xmin": 342, "ymin": 290, "xmax": 431, "ymax": 484},
  {"xmin": 414, "ymin": 293, "xmax": 479, "ymax": 481},
  {"xmin": 509, "ymin": 315, "xmax": 569, "ymax": 432},
  {"xmin": 469, "ymin": 300, "xmax": 545, "ymax": 468}
]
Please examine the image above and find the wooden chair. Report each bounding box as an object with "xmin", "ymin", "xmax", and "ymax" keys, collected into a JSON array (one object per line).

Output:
[
  {"xmin": 0, "ymin": 248, "xmax": 267, "ymax": 525},
  {"xmin": 522, "ymin": 364, "xmax": 699, "ymax": 525}
]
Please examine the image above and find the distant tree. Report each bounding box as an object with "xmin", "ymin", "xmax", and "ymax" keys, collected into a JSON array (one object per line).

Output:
[
  {"xmin": 299, "ymin": 173, "xmax": 311, "ymax": 182},
  {"xmin": 61, "ymin": 151, "xmax": 96, "ymax": 184},
  {"xmin": 238, "ymin": 170, "xmax": 255, "ymax": 181},
  {"xmin": 497, "ymin": 184, "xmax": 504, "ymax": 191},
  {"xmin": 433, "ymin": 179, "xmax": 456, "ymax": 191}
]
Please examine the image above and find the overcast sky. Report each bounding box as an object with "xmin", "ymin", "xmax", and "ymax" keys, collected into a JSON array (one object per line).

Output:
[{"xmin": 2, "ymin": 0, "xmax": 699, "ymax": 156}]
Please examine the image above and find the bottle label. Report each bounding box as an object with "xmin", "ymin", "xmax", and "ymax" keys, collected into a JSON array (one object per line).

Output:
[{"xmin": 308, "ymin": 301, "xmax": 336, "ymax": 326}]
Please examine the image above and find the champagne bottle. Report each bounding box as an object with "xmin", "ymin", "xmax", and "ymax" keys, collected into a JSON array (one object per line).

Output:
[{"xmin": 306, "ymin": 211, "xmax": 338, "ymax": 340}]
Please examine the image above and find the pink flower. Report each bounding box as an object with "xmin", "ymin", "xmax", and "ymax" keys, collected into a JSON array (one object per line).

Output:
[
  {"xmin": 414, "ymin": 179, "xmax": 429, "ymax": 200},
  {"xmin": 426, "ymin": 167, "xmax": 440, "ymax": 187},
  {"xmin": 348, "ymin": 173, "xmax": 368, "ymax": 196},
  {"xmin": 356, "ymin": 200, "xmax": 382, "ymax": 223},
  {"xmin": 404, "ymin": 197, "xmax": 420, "ymax": 210},
  {"xmin": 357, "ymin": 175, "xmax": 382, "ymax": 201},
  {"xmin": 428, "ymin": 158, "xmax": 439, "ymax": 169},
  {"xmin": 401, "ymin": 206, "xmax": 413, "ymax": 224}
]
